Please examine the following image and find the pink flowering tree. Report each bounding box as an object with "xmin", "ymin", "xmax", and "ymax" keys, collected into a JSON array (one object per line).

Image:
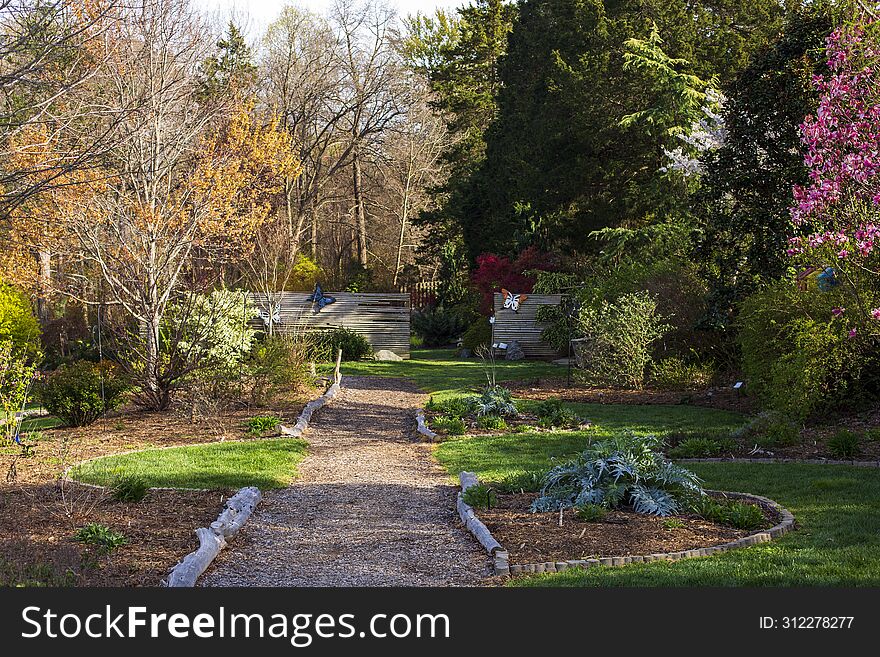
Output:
[{"xmin": 787, "ymin": 9, "xmax": 880, "ymax": 338}]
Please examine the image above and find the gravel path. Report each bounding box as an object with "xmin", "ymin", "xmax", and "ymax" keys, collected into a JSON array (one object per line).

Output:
[{"xmin": 200, "ymin": 376, "xmax": 489, "ymax": 586}]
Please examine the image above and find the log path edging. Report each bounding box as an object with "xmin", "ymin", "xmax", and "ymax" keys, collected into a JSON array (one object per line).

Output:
[
  {"xmin": 456, "ymin": 471, "xmax": 796, "ymax": 577},
  {"xmin": 414, "ymin": 409, "xmax": 438, "ymax": 441},
  {"xmin": 165, "ymin": 486, "xmax": 261, "ymax": 587},
  {"xmin": 164, "ymin": 376, "xmax": 345, "ymax": 587}
]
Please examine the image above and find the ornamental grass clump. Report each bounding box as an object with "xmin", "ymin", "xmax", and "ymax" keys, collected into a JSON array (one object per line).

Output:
[{"xmin": 530, "ymin": 434, "xmax": 703, "ymax": 516}]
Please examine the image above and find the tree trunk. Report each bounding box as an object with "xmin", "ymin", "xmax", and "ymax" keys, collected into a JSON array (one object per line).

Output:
[
  {"xmin": 309, "ymin": 204, "xmax": 318, "ymax": 261},
  {"xmin": 393, "ymin": 163, "xmax": 414, "ymax": 288},
  {"xmin": 36, "ymin": 250, "xmax": 52, "ymax": 323},
  {"xmin": 352, "ymin": 148, "xmax": 368, "ymax": 266}
]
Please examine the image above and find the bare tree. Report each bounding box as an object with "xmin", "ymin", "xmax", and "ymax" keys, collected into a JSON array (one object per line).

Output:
[
  {"xmin": 332, "ymin": 0, "xmax": 405, "ymax": 267},
  {"xmin": 0, "ymin": 0, "xmax": 128, "ymax": 219},
  {"xmin": 261, "ymin": 6, "xmax": 346, "ymax": 261},
  {"xmin": 376, "ymin": 81, "xmax": 451, "ymax": 286},
  {"xmin": 64, "ymin": 0, "xmax": 225, "ymax": 408}
]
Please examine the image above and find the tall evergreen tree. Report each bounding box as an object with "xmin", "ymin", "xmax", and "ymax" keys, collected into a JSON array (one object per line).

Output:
[
  {"xmin": 430, "ymin": 0, "xmax": 788, "ymax": 261},
  {"xmin": 694, "ymin": 5, "xmax": 833, "ymax": 330}
]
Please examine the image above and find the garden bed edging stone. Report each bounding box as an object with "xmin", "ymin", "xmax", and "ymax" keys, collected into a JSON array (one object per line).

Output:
[{"xmin": 457, "ymin": 471, "xmax": 796, "ymax": 577}]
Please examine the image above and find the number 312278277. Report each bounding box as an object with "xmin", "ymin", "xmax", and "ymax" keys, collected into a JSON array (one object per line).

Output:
[{"xmin": 760, "ymin": 616, "xmax": 854, "ymax": 629}]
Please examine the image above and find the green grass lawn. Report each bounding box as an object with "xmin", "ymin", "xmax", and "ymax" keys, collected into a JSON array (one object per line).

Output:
[
  {"xmin": 19, "ymin": 414, "xmax": 63, "ymax": 432},
  {"xmin": 435, "ymin": 403, "xmax": 745, "ymax": 485},
  {"xmin": 338, "ymin": 348, "xmax": 565, "ymax": 400},
  {"xmin": 71, "ymin": 438, "xmax": 308, "ymax": 490},
  {"xmin": 511, "ymin": 462, "xmax": 880, "ymax": 587}
]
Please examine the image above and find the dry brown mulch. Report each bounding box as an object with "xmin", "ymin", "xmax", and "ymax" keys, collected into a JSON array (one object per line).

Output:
[
  {"xmin": 507, "ymin": 378, "xmax": 755, "ymax": 414},
  {"xmin": 0, "ymin": 483, "xmax": 225, "ymax": 586},
  {"xmin": 0, "ymin": 388, "xmax": 313, "ymax": 586},
  {"xmin": 480, "ymin": 493, "xmax": 759, "ymax": 565}
]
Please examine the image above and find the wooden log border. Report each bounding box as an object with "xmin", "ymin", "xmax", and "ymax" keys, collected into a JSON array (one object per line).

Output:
[
  {"xmin": 456, "ymin": 471, "xmax": 796, "ymax": 577},
  {"xmin": 166, "ymin": 486, "xmax": 262, "ymax": 587},
  {"xmin": 414, "ymin": 409, "xmax": 438, "ymax": 441},
  {"xmin": 281, "ymin": 349, "xmax": 343, "ymax": 439}
]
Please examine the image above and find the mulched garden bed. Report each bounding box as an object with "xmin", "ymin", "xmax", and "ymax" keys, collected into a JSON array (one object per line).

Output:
[
  {"xmin": 0, "ymin": 483, "xmax": 225, "ymax": 586},
  {"xmin": 3, "ymin": 388, "xmax": 312, "ymax": 485},
  {"xmin": 507, "ymin": 378, "xmax": 755, "ymax": 414},
  {"xmin": 479, "ymin": 493, "xmax": 772, "ymax": 565},
  {"xmin": 424, "ymin": 408, "xmax": 590, "ymax": 437},
  {"xmin": 0, "ymin": 387, "xmax": 314, "ymax": 586}
]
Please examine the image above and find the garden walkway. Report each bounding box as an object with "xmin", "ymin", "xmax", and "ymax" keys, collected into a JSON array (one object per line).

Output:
[{"xmin": 200, "ymin": 376, "xmax": 488, "ymax": 586}]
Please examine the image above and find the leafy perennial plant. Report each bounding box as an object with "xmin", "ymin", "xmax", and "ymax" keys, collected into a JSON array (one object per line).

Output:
[{"xmin": 531, "ymin": 434, "xmax": 703, "ymax": 516}]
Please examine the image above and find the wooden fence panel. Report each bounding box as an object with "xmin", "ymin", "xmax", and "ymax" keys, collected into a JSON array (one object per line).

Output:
[
  {"xmin": 492, "ymin": 293, "xmax": 562, "ymax": 359},
  {"xmin": 249, "ymin": 292, "xmax": 411, "ymax": 359}
]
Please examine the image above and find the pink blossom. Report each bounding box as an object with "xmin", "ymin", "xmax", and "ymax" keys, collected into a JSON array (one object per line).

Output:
[
  {"xmin": 872, "ymin": 308, "xmax": 880, "ymax": 320},
  {"xmin": 832, "ymin": 307, "xmax": 845, "ymax": 317},
  {"xmin": 849, "ymin": 327, "xmax": 858, "ymax": 338}
]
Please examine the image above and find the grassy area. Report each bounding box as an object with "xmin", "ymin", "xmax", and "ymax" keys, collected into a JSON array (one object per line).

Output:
[
  {"xmin": 338, "ymin": 348, "xmax": 565, "ymax": 400},
  {"xmin": 19, "ymin": 414, "xmax": 63, "ymax": 432},
  {"xmin": 435, "ymin": 403, "xmax": 745, "ymax": 485},
  {"xmin": 71, "ymin": 438, "xmax": 308, "ymax": 490},
  {"xmin": 511, "ymin": 462, "xmax": 880, "ymax": 586}
]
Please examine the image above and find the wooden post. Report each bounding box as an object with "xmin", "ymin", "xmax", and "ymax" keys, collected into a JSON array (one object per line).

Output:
[{"xmin": 334, "ymin": 348, "xmax": 342, "ymax": 385}]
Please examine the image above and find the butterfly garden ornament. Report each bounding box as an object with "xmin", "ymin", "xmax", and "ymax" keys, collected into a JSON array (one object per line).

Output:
[
  {"xmin": 501, "ymin": 288, "xmax": 528, "ymax": 313},
  {"xmin": 258, "ymin": 303, "xmax": 281, "ymax": 328},
  {"xmin": 309, "ymin": 283, "xmax": 336, "ymax": 311}
]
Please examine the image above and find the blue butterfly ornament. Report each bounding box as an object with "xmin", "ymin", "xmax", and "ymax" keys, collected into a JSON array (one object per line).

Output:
[{"xmin": 309, "ymin": 283, "xmax": 336, "ymax": 311}]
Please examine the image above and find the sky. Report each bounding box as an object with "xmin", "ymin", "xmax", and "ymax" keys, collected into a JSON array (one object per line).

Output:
[{"xmin": 194, "ymin": 0, "xmax": 460, "ymax": 35}]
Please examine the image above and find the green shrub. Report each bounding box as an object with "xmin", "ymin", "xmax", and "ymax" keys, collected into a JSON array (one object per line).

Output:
[
  {"xmin": 167, "ymin": 289, "xmax": 257, "ymax": 373},
  {"xmin": 864, "ymin": 428, "xmax": 880, "ymax": 443},
  {"xmin": 755, "ymin": 420, "xmax": 801, "ymax": 449},
  {"xmin": 689, "ymin": 496, "xmax": 766, "ymax": 530},
  {"xmin": 476, "ymin": 415, "xmax": 508, "ymax": 431},
  {"xmin": 243, "ymin": 336, "xmax": 309, "ymax": 405},
  {"xmin": 431, "ymin": 415, "xmax": 466, "ymax": 435},
  {"xmin": 307, "ymin": 327, "xmax": 372, "ymax": 361},
  {"xmin": 650, "ymin": 356, "xmax": 715, "ymax": 390},
  {"xmin": 0, "ymin": 279, "xmax": 41, "ymax": 361},
  {"xmin": 574, "ymin": 503, "xmax": 607, "ymax": 522},
  {"xmin": 571, "ymin": 291, "xmax": 670, "ymax": 389},
  {"xmin": 0, "ymin": 340, "xmax": 36, "ymax": 442},
  {"xmin": 411, "ymin": 306, "xmax": 470, "ymax": 347},
  {"xmin": 535, "ymin": 397, "xmax": 579, "ymax": 428},
  {"xmin": 462, "ymin": 484, "xmax": 497, "ymax": 510},
  {"xmin": 472, "ymin": 386, "xmax": 517, "ymax": 418},
  {"xmin": 531, "ymin": 434, "xmax": 703, "ymax": 516},
  {"xmin": 245, "ymin": 415, "xmax": 281, "ymax": 436},
  {"xmin": 39, "ymin": 361, "xmax": 127, "ymax": 427},
  {"xmin": 662, "ymin": 517, "xmax": 686, "ymax": 529},
  {"xmin": 461, "ymin": 318, "xmax": 492, "ymax": 352},
  {"xmin": 827, "ymin": 430, "xmax": 862, "ymax": 459},
  {"xmin": 738, "ymin": 283, "xmax": 858, "ymax": 420},
  {"xmin": 110, "ymin": 475, "xmax": 149, "ymax": 503},
  {"xmin": 724, "ymin": 502, "xmax": 766, "ymax": 530},
  {"xmin": 425, "ymin": 395, "xmax": 472, "ymax": 419},
  {"xmin": 74, "ymin": 523, "xmax": 127, "ymax": 552}
]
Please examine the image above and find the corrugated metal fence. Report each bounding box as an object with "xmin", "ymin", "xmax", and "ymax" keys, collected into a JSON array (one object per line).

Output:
[
  {"xmin": 249, "ymin": 292, "xmax": 411, "ymax": 359},
  {"xmin": 492, "ymin": 293, "xmax": 562, "ymax": 359}
]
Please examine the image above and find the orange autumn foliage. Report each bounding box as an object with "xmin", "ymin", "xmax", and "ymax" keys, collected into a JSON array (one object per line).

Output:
[{"xmin": 193, "ymin": 105, "xmax": 300, "ymax": 259}]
